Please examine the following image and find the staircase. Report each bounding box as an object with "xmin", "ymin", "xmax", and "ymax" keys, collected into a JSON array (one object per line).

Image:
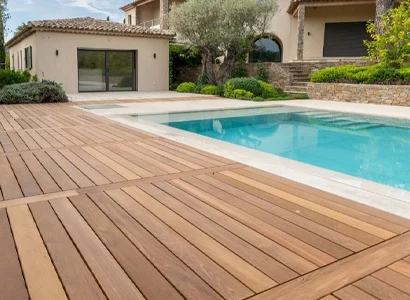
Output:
[
  {"xmin": 291, "ymin": 111, "xmax": 384, "ymax": 131},
  {"xmin": 280, "ymin": 63, "xmax": 312, "ymax": 94}
]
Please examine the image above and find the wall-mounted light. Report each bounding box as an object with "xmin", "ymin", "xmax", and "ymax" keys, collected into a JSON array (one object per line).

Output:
[
  {"xmin": 55, "ymin": 50, "xmax": 59, "ymax": 56},
  {"xmin": 153, "ymin": 53, "xmax": 157, "ymax": 59},
  {"xmin": 307, "ymin": 32, "xmax": 311, "ymax": 36}
]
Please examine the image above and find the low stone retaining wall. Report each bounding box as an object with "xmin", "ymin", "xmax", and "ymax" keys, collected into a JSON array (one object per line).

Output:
[{"xmin": 307, "ymin": 83, "xmax": 410, "ymax": 106}]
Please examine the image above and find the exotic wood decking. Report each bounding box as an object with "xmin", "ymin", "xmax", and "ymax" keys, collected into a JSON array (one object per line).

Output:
[{"xmin": 1, "ymin": 99, "xmax": 410, "ymax": 300}]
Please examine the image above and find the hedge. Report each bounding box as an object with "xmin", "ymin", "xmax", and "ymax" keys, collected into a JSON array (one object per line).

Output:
[
  {"xmin": 176, "ymin": 82, "xmax": 196, "ymax": 93},
  {"xmin": 311, "ymin": 64, "xmax": 410, "ymax": 84},
  {"xmin": 0, "ymin": 80, "xmax": 68, "ymax": 104},
  {"xmin": 226, "ymin": 77, "xmax": 262, "ymax": 97},
  {"xmin": 0, "ymin": 69, "xmax": 31, "ymax": 89}
]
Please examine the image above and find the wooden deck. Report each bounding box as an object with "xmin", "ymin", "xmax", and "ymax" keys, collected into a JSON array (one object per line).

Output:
[{"xmin": 1, "ymin": 99, "xmax": 410, "ymax": 300}]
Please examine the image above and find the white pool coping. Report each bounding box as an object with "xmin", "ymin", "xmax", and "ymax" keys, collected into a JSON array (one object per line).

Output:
[{"xmin": 79, "ymin": 99, "xmax": 410, "ymax": 220}]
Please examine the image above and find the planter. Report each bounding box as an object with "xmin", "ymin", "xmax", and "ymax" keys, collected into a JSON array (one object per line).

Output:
[{"xmin": 307, "ymin": 83, "xmax": 410, "ymax": 106}]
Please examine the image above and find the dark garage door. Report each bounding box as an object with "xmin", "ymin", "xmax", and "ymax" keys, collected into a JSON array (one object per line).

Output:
[{"xmin": 323, "ymin": 22, "xmax": 370, "ymax": 57}]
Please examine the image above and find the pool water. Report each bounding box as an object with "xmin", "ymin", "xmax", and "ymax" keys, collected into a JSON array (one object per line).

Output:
[{"xmin": 154, "ymin": 107, "xmax": 410, "ymax": 191}]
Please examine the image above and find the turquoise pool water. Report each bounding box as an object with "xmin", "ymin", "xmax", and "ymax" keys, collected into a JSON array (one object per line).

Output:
[{"xmin": 154, "ymin": 107, "xmax": 410, "ymax": 191}]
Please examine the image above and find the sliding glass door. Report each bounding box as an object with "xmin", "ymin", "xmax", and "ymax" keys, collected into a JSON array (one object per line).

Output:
[{"xmin": 78, "ymin": 49, "xmax": 136, "ymax": 92}]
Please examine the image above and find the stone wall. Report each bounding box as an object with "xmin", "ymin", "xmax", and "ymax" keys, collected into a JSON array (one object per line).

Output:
[
  {"xmin": 307, "ymin": 83, "xmax": 410, "ymax": 106},
  {"xmin": 176, "ymin": 63, "xmax": 292, "ymax": 88}
]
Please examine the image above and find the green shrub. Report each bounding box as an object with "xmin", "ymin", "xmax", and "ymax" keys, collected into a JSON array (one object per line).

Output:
[
  {"xmin": 0, "ymin": 69, "xmax": 31, "ymax": 89},
  {"xmin": 232, "ymin": 62, "xmax": 248, "ymax": 78},
  {"xmin": 201, "ymin": 85, "xmax": 220, "ymax": 95},
  {"xmin": 231, "ymin": 89, "xmax": 253, "ymax": 100},
  {"xmin": 169, "ymin": 43, "xmax": 202, "ymax": 88},
  {"xmin": 176, "ymin": 82, "xmax": 197, "ymax": 93},
  {"xmin": 311, "ymin": 64, "xmax": 410, "ymax": 84},
  {"xmin": 255, "ymin": 63, "xmax": 268, "ymax": 82},
  {"xmin": 252, "ymin": 96, "xmax": 265, "ymax": 102},
  {"xmin": 257, "ymin": 80, "xmax": 284, "ymax": 98},
  {"xmin": 226, "ymin": 77, "xmax": 262, "ymax": 97},
  {"xmin": 31, "ymin": 75, "xmax": 39, "ymax": 82},
  {"xmin": 224, "ymin": 82, "xmax": 235, "ymax": 98},
  {"xmin": 0, "ymin": 80, "xmax": 68, "ymax": 104}
]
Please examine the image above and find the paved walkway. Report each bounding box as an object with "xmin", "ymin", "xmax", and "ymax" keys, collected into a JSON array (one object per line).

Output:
[{"xmin": 1, "ymin": 99, "xmax": 410, "ymax": 300}]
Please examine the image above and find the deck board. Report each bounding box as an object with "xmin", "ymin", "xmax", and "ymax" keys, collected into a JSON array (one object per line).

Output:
[{"xmin": 0, "ymin": 98, "xmax": 409, "ymax": 300}]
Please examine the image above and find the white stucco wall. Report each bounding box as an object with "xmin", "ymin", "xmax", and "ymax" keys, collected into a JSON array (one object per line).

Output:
[
  {"xmin": 125, "ymin": 7, "xmax": 137, "ymax": 25},
  {"xmin": 8, "ymin": 34, "xmax": 37, "ymax": 74},
  {"xmin": 27, "ymin": 31, "xmax": 170, "ymax": 93}
]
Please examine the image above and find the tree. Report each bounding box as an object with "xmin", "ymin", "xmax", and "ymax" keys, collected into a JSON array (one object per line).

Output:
[
  {"xmin": 170, "ymin": 0, "xmax": 278, "ymax": 84},
  {"xmin": 0, "ymin": 0, "xmax": 9, "ymax": 68},
  {"xmin": 375, "ymin": 0, "xmax": 396, "ymax": 34},
  {"xmin": 366, "ymin": 2, "xmax": 410, "ymax": 68},
  {"xmin": 15, "ymin": 22, "xmax": 27, "ymax": 34},
  {"xmin": 107, "ymin": 16, "xmax": 110, "ymax": 21}
]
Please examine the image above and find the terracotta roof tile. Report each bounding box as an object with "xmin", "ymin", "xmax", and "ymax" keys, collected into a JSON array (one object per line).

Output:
[{"xmin": 6, "ymin": 17, "xmax": 175, "ymax": 48}]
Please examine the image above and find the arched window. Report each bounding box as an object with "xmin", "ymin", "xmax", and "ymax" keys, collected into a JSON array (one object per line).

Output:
[{"xmin": 249, "ymin": 36, "xmax": 282, "ymax": 63}]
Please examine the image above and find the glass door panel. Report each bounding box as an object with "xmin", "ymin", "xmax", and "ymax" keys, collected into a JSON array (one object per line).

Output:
[
  {"xmin": 108, "ymin": 51, "xmax": 135, "ymax": 91},
  {"xmin": 78, "ymin": 50, "xmax": 106, "ymax": 92}
]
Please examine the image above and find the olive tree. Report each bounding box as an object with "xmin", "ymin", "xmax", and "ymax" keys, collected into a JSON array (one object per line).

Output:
[
  {"xmin": 170, "ymin": 0, "xmax": 278, "ymax": 84},
  {"xmin": 0, "ymin": 0, "xmax": 9, "ymax": 67},
  {"xmin": 375, "ymin": 0, "xmax": 396, "ymax": 34}
]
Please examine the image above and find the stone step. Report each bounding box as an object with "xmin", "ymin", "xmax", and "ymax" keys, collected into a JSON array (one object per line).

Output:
[
  {"xmin": 292, "ymin": 81, "xmax": 309, "ymax": 86},
  {"xmin": 284, "ymin": 86, "xmax": 308, "ymax": 93}
]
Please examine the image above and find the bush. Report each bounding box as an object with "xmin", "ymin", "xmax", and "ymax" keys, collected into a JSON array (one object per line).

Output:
[
  {"xmin": 226, "ymin": 77, "xmax": 262, "ymax": 97},
  {"xmin": 258, "ymin": 80, "xmax": 284, "ymax": 98},
  {"xmin": 365, "ymin": 2, "xmax": 410, "ymax": 68},
  {"xmin": 232, "ymin": 62, "xmax": 248, "ymax": 78},
  {"xmin": 0, "ymin": 80, "xmax": 68, "ymax": 104},
  {"xmin": 169, "ymin": 43, "xmax": 202, "ymax": 88},
  {"xmin": 0, "ymin": 69, "xmax": 31, "ymax": 89},
  {"xmin": 311, "ymin": 64, "xmax": 410, "ymax": 84},
  {"xmin": 201, "ymin": 85, "xmax": 220, "ymax": 95},
  {"xmin": 231, "ymin": 89, "xmax": 253, "ymax": 100},
  {"xmin": 255, "ymin": 63, "xmax": 268, "ymax": 82},
  {"xmin": 176, "ymin": 82, "xmax": 197, "ymax": 93},
  {"xmin": 252, "ymin": 96, "xmax": 265, "ymax": 102}
]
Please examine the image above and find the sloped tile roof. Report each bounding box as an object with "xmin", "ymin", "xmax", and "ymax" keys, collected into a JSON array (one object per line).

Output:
[{"xmin": 6, "ymin": 17, "xmax": 175, "ymax": 48}]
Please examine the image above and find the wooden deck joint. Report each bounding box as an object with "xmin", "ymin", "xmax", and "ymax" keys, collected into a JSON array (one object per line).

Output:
[{"xmin": 0, "ymin": 190, "xmax": 79, "ymax": 209}]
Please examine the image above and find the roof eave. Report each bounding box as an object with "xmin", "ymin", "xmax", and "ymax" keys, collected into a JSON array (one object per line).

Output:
[{"xmin": 5, "ymin": 24, "xmax": 34, "ymax": 48}]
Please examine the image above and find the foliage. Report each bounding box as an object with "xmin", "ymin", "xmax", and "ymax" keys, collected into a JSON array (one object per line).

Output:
[
  {"xmin": 366, "ymin": 2, "xmax": 410, "ymax": 68},
  {"xmin": 252, "ymin": 96, "xmax": 265, "ymax": 102},
  {"xmin": 226, "ymin": 77, "xmax": 262, "ymax": 97},
  {"xmin": 258, "ymin": 80, "xmax": 285, "ymax": 98},
  {"xmin": 200, "ymin": 85, "xmax": 220, "ymax": 95},
  {"xmin": 0, "ymin": 0, "xmax": 10, "ymax": 65},
  {"xmin": 0, "ymin": 69, "xmax": 31, "ymax": 89},
  {"xmin": 375, "ymin": 0, "xmax": 397, "ymax": 34},
  {"xmin": 15, "ymin": 22, "xmax": 27, "ymax": 34},
  {"xmin": 231, "ymin": 89, "xmax": 253, "ymax": 100},
  {"xmin": 5, "ymin": 52, "xmax": 9, "ymax": 69},
  {"xmin": 31, "ymin": 74, "xmax": 38, "ymax": 82},
  {"xmin": 176, "ymin": 82, "xmax": 197, "ymax": 93},
  {"xmin": 311, "ymin": 64, "xmax": 410, "ymax": 84},
  {"xmin": 0, "ymin": 80, "xmax": 68, "ymax": 104},
  {"xmin": 197, "ymin": 72, "xmax": 208, "ymax": 85},
  {"xmin": 223, "ymin": 82, "xmax": 235, "ymax": 98},
  {"xmin": 232, "ymin": 62, "xmax": 248, "ymax": 78},
  {"xmin": 255, "ymin": 63, "xmax": 269, "ymax": 82},
  {"xmin": 170, "ymin": 0, "xmax": 278, "ymax": 84},
  {"xmin": 169, "ymin": 43, "xmax": 202, "ymax": 88}
]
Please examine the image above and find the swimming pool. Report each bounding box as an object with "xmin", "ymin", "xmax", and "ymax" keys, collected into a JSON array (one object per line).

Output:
[{"xmin": 136, "ymin": 106, "xmax": 410, "ymax": 192}]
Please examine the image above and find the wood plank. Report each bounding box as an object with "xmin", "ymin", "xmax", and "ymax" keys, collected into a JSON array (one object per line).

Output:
[
  {"xmin": 221, "ymin": 171, "xmax": 395, "ymax": 240},
  {"xmin": 0, "ymin": 156, "xmax": 23, "ymax": 200},
  {"xmin": 7, "ymin": 131, "xmax": 29, "ymax": 151},
  {"xmin": 50, "ymin": 198, "xmax": 145, "ymax": 300},
  {"xmin": 334, "ymin": 285, "xmax": 378, "ymax": 300},
  {"xmin": 82, "ymin": 146, "xmax": 140, "ymax": 180},
  {"xmin": 0, "ymin": 131, "xmax": 17, "ymax": 152},
  {"xmin": 21, "ymin": 152, "xmax": 61, "ymax": 194},
  {"xmin": 183, "ymin": 176, "xmax": 351, "ymax": 259},
  {"xmin": 47, "ymin": 150, "xmax": 95, "ymax": 188},
  {"xmin": 58, "ymin": 149, "xmax": 110, "ymax": 185},
  {"xmin": 170, "ymin": 178, "xmax": 335, "ymax": 266},
  {"xmin": 71, "ymin": 194, "xmax": 184, "ymax": 300},
  {"xmin": 353, "ymin": 276, "xmax": 410, "ymax": 300},
  {"xmin": 70, "ymin": 147, "xmax": 125, "ymax": 183},
  {"xmin": 154, "ymin": 180, "xmax": 317, "ymax": 274},
  {"xmin": 247, "ymin": 231, "xmax": 410, "ymax": 300},
  {"xmin": 103, "ymin": 189, "xmax": 253, "ymax": 300},
  {"xmin": 372, "ymin": 267, "xmax": 410, "ymax": 295},
  {"xmin": 7, "ymin": 204, "xmax": 67, "ymax": 300},
  {"xmin": 26, "ymin": 130, "xmax": 52, "ymax": 149},
  {"xmin": 320, "ymin": 296, "xmax": 338, "ymax": 300},
  {"xmin": 8, "ymin": 154, "xmax": 43, "ymax": 197},
  {"xmin": 139, "ymin": 182, "xmax": 298, "ymax": 283},
  {"xmin": 121, "ymin": 185, "xmax": 277, "ymax": 293},
  {"xmin": 36, "ymin": 129, "xmax": 64, "ymax": 148},
  {"xmin": 200, "ymin": 173, "xmax": 367, "ymax": 252},
  {"xmin": 389, "ymin": 260, "xmax": 410, "ymax": 278},
  {"xmin": 0, "ymin": 209, "xmax": 29, "ymax": 299},
  {"xmin": 17, "ymin": 131, "xmax": 41, "ymax": 150},
  {"xmin": 29, "ymin": 201, "xmax": 105, "ymax": 300},
  {"xmin": 212, "ymin": 172, "xmax": 382, "ymax": 246},
  {"xmin": 0, "ymin": 190, "xmax": 78, "ymax": 209},
  {"xmin": 243, "ymin": 167, "xmax": 410, "ymax": 229}
]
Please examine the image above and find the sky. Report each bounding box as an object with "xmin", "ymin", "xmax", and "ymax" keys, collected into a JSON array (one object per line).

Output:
[{"xmin": 6, "ymin": 0, "xmax": 131, "ymax": 41}]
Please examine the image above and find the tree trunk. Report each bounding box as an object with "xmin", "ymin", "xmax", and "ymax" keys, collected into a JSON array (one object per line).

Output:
[
  {"xmin": 375, "ymin": 0, "xmax": 396, "ymax": 34},
  {"xmin": 216, "ymin": 50, "xmax": 237, "ymax": 84},
  {"xmin": 201, "ymin": 50, "xmax": 216, "ymax": 84}
]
